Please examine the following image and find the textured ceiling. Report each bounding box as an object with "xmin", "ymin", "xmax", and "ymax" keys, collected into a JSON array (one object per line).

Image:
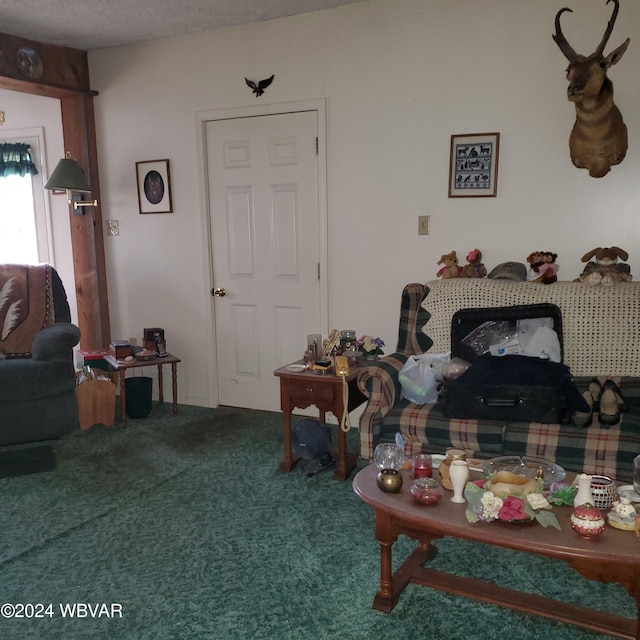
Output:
[{"xmin": 1, "ymin": 0, "xmax": 365, "ymax": 51}]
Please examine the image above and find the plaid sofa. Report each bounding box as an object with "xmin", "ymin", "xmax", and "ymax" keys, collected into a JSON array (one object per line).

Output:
[{"xmin": 357, "ymin": 281, "xmax": 640, "ymax": 482}]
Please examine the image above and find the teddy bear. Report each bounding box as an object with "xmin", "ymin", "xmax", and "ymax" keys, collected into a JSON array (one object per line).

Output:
[
  {"xmin": 436, "ymin": 251, "xmax": 461, "ymax": 279},
  {"xmin": 578, "ymin": 247, "xmax": 632, "ymax": 287},
  {"xmin": 460, "ymin": 248, "xmax": 487, "ymax": 278},
  {"xmin": 526, "ymin": 251, "xmax": 558, "ymax": 284},
  {"xmin": 526, "ymin": 251, "xmax": 544, "ymax": 279}
]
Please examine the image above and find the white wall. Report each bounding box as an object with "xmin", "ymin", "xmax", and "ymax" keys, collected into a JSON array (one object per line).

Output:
[
  {"xmin": 88, "ymin": 0, "xmax": 640, "ymax": 407},
  {"xmin": 0, "ymin": 89, "xmax": 77, "ymax": 322}
]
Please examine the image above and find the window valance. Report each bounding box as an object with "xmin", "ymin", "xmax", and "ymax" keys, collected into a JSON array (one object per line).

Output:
[{"xmin": 0, "ymin": 143, "xmax": 38, "ymax": 177}]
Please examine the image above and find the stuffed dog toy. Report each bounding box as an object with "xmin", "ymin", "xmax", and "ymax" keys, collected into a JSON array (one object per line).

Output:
[{"xmin": 579, "ymin": 246, "xmax": 632, "ymax": 286}]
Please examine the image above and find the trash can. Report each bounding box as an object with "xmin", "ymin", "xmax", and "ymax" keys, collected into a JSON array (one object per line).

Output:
[{"xmin": 125, "ymin": 376, "xmax": 153, "ymax": 419}]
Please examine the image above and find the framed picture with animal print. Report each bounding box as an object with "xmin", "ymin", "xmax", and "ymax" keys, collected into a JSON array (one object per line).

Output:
[
  {"xmin": 136, "ymin": 159, "xmax": 173, "ymax": 214},
  {"xmin": 448, "ymin": 133, "xmax": 500, "ymax": 198}
]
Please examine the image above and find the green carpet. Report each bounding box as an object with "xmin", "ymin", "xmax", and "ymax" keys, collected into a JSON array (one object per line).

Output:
[
  {"xmin": 0, "ymin": 404, "xmax": 634, "ymax": 639},
  {"xmin": 0, "ymin": 445, "xmax": 56, "ymax": 478}
]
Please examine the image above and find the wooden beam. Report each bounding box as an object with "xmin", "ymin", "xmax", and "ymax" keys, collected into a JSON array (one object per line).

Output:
[
  {"xmin": 60, "ymin": 94, "xmax": 111, "ymax": 349},
  {"xmin": 0, "ymin": 30, "xmax": 110, "ymax": 349},
  {"xmin": 0, "ymin": 32, "xmax": 92, "ymax": 92}
]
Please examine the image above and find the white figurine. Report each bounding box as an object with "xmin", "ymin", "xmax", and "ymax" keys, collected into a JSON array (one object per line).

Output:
[
  {"xmin": 607, "ymin": 496, "xmax": 638, "ymax": 531},
  {"xmin": 613, "ymin": 496, "xmax": 637, "ymax": 519}
]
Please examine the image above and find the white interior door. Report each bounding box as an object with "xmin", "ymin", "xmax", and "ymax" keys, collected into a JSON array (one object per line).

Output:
[{"xmin": 206, "ymin": 110, "xmax": 321, "ymax": 411}]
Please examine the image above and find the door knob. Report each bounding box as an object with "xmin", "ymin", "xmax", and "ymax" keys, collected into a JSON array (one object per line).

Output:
[{"xmin": 212, "ymin": 287, "xmax": 227, "ymax": 297}]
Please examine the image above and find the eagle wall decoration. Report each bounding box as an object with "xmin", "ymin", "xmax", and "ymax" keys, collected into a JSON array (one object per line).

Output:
[{"xmin": 245, "ymin": 74, "xmax": 275, "ymax": 97}]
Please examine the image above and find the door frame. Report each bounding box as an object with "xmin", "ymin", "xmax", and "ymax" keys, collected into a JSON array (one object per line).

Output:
[{"xmin": 195, "ymin": 98, "xmax": 329, "ymax": 408}]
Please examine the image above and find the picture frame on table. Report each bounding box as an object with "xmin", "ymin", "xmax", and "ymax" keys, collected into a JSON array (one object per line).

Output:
[
  {"xmin": 448, "ymin": 132, "xmax": 500, "ymax": 198},
  {"xmin": 136, "ymin": 159, "xmax": 173, "ymax": 214}
]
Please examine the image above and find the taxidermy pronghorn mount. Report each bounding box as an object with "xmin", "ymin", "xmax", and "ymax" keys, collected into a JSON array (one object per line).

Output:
[{"xmin": 553, "ymin": 0, "xmax": 630, "ymax": 178}]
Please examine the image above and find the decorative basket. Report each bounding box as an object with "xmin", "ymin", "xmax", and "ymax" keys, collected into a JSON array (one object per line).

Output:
[
  {"xmin": 590, "ymin": 475, "xmax": 617, "ymax": 510},
  {"xmin": 488, "ymin": 470, "xmax": 537, "ymax": 497}
]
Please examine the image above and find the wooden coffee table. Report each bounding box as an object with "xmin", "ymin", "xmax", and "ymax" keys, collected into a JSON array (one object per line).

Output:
[{"xmin": 353, "ymin": 464, "xmax": 640, "ymax": 639}]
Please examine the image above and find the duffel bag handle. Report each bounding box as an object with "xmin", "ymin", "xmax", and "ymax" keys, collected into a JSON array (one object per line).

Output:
[{"xmin": 481, "ymin": 397, "xmax": 524, "ymax": 407}]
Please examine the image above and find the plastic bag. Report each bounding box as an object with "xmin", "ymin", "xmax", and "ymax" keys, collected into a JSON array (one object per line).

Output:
[
  {"xmin": 462, "ymin": 321, "xmax": 517, "ymax": 356},
  {"xmin": 399, "ymin": 351, "xmax": 451, "ymax": 404},
  {"xmin": 442, "ymin": 357, "xmax": 471, "ymax": 380},
  {"xmin": 461, "ymin": 317, "xmax": 559, "ymax": 359}
]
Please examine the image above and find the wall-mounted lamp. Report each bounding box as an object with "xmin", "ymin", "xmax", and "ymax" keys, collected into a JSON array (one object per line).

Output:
[{"xmin": 44, "ymin": 152, "xmax": 98, "ymax": 215}]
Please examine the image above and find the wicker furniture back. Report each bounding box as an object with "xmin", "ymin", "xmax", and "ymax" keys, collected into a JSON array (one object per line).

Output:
[{"xmin": 357, "ymin": 280, "xmax": 640, "ymax": 482}]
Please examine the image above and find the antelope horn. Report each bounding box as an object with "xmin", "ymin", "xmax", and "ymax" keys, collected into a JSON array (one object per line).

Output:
[
  {"xmin": 594, "ymin": 0, "xmax": 620, "ymax": 57},
  {"xmin": 553, "ymin": 7, "xmax": 578, "ymax": 62}
]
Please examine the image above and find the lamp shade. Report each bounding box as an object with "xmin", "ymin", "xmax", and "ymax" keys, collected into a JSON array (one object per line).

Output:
[{"xmin": 44, "ymin": 158, "xmax": 91, "ymax": 193}]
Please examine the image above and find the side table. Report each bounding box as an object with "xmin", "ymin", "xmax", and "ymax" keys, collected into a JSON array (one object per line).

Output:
[
  {"xmin": 273, "ymin": 361, "xmax": 366, "ymax": 480},
  {"xmin": 104, "ymin": 352, "xmax": 181, "ymax": 423}
]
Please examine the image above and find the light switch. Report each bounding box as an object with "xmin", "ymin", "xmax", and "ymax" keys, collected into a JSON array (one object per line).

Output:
[{"xmin": 418, "ymin": 215, "xmax": 430, "ymax": 236}]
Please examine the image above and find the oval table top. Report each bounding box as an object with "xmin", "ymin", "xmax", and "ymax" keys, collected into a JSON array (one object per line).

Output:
[{"xmin": 353, "ymin": 464, "xmax": 640, "ymax": 564}]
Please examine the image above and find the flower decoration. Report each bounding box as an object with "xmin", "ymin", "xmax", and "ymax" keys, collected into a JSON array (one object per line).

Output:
[
  {"xmin": 356, "ymin": 336, "xmax": 385, "ymax": 357},
  {"xmin": 546, "ymin": 482, "xmax": 578, "ymax": 506},
  {"xmin": 480, "ymin": 491, "xmax": 503, "ymax": 520},
  {"xmin": 464, "ymin": 480, "xmax": 560, "ymax": 529}
]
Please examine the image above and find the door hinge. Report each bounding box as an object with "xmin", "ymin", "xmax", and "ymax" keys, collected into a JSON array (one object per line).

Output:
[
  {"xmin": 317, "ymin": 263, "xmax": 320, "ymax": 280},
  {"xmin": 315, "ymin": 137, "xmax": 319, "ymax": 155}
]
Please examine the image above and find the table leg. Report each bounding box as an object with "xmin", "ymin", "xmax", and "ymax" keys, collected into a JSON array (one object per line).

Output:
[
  {"xmin": 373, "ymin": 510, "xmax": 400, "ymax": 612},
  {"xmin": 171, "ymin": 362, "xmax": 178, "ymax": 415},
  {"xmin": 157, "ymin": 364, "xmax": 164, "ymax": 405},
  {"xmin": 374, "ymin": 544, "xmax": 437, "ymax": 613},
  {"xmin": 118, "ymin": 370, "xmax": 127, "ymax": 423},
  {"xmin": 373, "ymin": 510, "xmax": 437, "ymax": 613},
  {"xmin": 278, "ymin": 410, "xmax": 299, "ymax": 472},
  {"xmin": 378, "ymin": 540, "xmax": 394, "ymax": 601}
]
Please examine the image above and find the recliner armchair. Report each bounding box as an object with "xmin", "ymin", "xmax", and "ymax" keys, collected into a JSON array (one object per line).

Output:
[{"xmin": 0, "ymin": 264, "xmax": 80, "ymax": 445}]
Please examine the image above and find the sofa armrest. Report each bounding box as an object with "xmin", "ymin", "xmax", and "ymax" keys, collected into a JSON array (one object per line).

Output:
[
  {"xmin": 357, "ymin": 352, "xmax": 408, "ymax": 460},
  {"xmin": 32, "ymin": 323, "xmax": 81, "ymax": 362}
]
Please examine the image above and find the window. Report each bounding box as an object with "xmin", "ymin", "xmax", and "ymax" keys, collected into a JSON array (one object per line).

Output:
[
  {"xmin": 0, "ymin": 174, "xmax": 38, "ymax": 263},
  {"xmin": 0, "ymin": 131, "xmax": 51, "ymax": 265}
]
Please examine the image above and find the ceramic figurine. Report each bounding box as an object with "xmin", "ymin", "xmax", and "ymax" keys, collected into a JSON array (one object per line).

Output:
[
  {"xmin": 607, "ymin": 497, "xmax": 638, "ymax": 531},
  {"xmin": 614, "ymin": 496, "xmax": 637, "ymax": 518}
]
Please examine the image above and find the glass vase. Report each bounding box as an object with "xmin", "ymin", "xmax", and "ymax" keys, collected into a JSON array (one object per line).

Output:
[
  {"xmin": 374, "ymin": 443, "xmax": 404, "ymax": 471},
  {"xmin": 449, "ymin": 459, "xmax": 469, "ymax": 504}
]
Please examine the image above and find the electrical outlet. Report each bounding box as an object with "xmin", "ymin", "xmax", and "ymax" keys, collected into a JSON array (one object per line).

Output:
[
  {"xmin": 107, "ymin": 220, "xmax": 119, "ymax": 236},
  {"xmin": 418, "ymin": 215, "xmax": 430, "ymax": 236},
  {"xmin": 129, "ymin": 337, "xmax": 138, "ymax": 347}
]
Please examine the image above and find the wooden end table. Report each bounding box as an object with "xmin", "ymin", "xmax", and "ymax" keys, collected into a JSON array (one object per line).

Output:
[
  {"xmin": 353, "ymin": 464, "xmax": 640, "ymax": 639},
  {"xmin": 104, "ymin": 352, "xmax": 181, "ymax": 423},
  {"xmin": 273, "ymin": 361, "xmax": 366, "ymax": 481}
]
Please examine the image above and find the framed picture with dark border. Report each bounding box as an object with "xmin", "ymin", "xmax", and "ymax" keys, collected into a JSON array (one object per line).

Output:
[
  {"xmin": 136, "ymin": 159, "xmax": 173, "ymax": 214},
  {"xmin": 448, "ymin": 133, "xmax": 500, "ymax": 198}
]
